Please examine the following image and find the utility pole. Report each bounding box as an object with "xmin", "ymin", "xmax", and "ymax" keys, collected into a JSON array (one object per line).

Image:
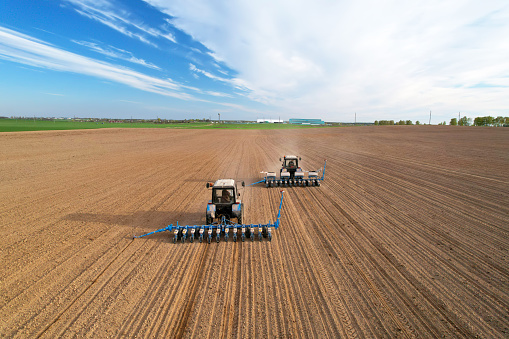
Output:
[
  {"xmin": 429, "ymin": 110, "xmax": 431, "ymax": 125},
  {"xmin": 355, "ymin": 112, "xmax": 356, "ymax": 124},
  {"xmin": 218, "ymin": 113, "xmax": 221, "ymax": 123}
]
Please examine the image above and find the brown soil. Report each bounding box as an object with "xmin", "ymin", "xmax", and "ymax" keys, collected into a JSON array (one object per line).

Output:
[{"xmin": 0, "ymin": 126, "xmax": 508, "ymax": 338}]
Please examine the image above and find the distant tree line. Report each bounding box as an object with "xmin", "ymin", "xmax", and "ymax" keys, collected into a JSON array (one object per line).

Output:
[
  {"xmin": 471, "ymin": 116, "xmax": 509, "ymax": 127},
  {"xmin": 374, "ymin": 120, "xmax": 419, "ymax": 125},
  {"xmin": 446, "ymin": 116, "xmax": 474, "ymax": 126},
  {"xmin": 375, "ymin": 115, "xmax": 508, "ymax": 127}
]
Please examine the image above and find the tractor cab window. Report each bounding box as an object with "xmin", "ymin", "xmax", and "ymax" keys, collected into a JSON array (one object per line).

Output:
[
  {"xmin": 213, "ymin": 188, "xmax": 234, "ymax": 203},
  {"xmin": 285, "ymin": 159, "xmax": 297, "ymax": 168}
]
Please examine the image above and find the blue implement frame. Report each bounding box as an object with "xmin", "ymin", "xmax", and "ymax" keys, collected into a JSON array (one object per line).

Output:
[{"xmin": 134, "ymin": 191, "xmax": 284, "ymax": 243}]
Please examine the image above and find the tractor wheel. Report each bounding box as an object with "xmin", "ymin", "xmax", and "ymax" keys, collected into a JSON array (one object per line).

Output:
[
  {"xmin": 206, "ymin": 215, "xmax": 212, "ymax": 225},
  {"xmin": 238, "ymin": 204, "xmax": 243, "ymax": 224}
]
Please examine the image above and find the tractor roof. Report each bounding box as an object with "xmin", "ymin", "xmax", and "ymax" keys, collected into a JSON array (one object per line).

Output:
[
  {"xmin": 213, "ymin": 179, "xmax": 236, "ymax": 188},
  {"xmin": 284, "ymin": 155, "xmax": 298, "ymax": 160}
]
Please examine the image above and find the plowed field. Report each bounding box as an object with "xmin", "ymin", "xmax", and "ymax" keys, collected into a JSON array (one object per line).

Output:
[{"xmin": 1, "ymin": 126, "xmax": 508, "ymax": 338}]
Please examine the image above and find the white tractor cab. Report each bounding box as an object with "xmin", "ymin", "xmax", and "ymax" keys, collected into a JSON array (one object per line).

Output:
[
  {"xmin": 206, "ymin": 179, "xmax": 245, "ymax": 224},
  {"xmin": 280, "ymin": 155, "xmax": 302, "ymax": 179}
]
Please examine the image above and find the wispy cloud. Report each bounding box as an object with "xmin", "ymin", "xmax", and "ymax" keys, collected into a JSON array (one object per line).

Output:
[
  {"xmin": 0, "ymin": 26, "xmax": 193, "ymax": 100},
  {"xmin": 73, "ymin": 8, "xmax": 157, "ymax": 47},
  {"xmin": 205, "ymin": 91, "xmax": 233, "ymax": 98},
  {"xmin": 64, "ymin": 0, "xmax": 176, "ymax": 47},
  {"xmin": 189, "ymin": 63, "xmax": 250, "ymax": 95},
  {"xmin": 189, "ymin": 63, "xmax": 228, "ymax": 83},
  {"xmin": 73, "ymin": 40, "xmax": 161, "ymax": 70}
]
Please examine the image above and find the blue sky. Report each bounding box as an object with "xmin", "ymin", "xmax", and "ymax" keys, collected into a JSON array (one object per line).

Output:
[{"xmin": 0, "ymin": 0, "xmax": 508, "ymax": 122}]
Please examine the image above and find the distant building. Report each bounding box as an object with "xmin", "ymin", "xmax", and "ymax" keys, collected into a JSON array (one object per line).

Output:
[
  {"xmin": 257, "ymin": 118, "xmax": 283, "ymax": 123},
  {"xmin": 289, "ymin": 118, "xmax": 325, "ymax": 125}
]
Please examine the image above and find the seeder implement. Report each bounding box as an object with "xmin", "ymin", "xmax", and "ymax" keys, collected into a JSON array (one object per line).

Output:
[
  {"xmin": 134, "ymin": 191, "xmax": 284, "ymax": 243},
  {"xmin": 251, "ymin": 159, "xmax": 326, "ymax": 187}
]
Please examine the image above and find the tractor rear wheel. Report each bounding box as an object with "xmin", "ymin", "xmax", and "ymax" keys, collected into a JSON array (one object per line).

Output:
[{"xmin": 237, "ymin": 204, "xmax": 244, "ymax": 224}]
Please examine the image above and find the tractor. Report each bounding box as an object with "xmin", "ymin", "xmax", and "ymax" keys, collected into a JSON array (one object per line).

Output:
[
  {"xmin": 252, "ymin": 157, "xmax": 326, "ymax": 187},
  {"xmin": 206, "ymin": 179, "xmax": 245, "ymax": 225},
  {"xmin": 280, "ymin": 155, "xmax": 301, "ymax": 179}
]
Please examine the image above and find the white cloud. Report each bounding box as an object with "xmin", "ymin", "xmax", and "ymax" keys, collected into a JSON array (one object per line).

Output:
[
  {"xmin": 189, "ymin": 63, "xmax": 229, "ymax": 82},
  {"xmin": 144, "ymin": 0, "xmax": 509, "ymax": 121},
  {"xmin": 205, "ymin": 91, "xmax": 233, "ymax": 98},
  {"xmin": 0, "ymin": 27, "xmax": 194, "ymax": 100},
  {"xmin": 65, "ymin": 0, "xmax": 176, "ymax": 48},
  {"xmin": 73, "ymin": 40, "xmax": 161, "ymax": 70}
]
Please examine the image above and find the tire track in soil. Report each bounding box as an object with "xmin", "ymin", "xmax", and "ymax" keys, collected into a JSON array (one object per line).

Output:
[
  {"xmin": 305, "ymin": 186, "xmax": 423, "ymax": 336},
  {"xmin": 3, "ymin": 162, "xmax": 206, "ymax": 337},
  {"xmin": 32, "ymin": 141, "xmax": 220, "ymax": 337},
  {"xmin": 1, "ymin": 173, "xmax": 182, "ymax": 310},
  {"xmin": 289, "ymin": 189, "xmax": 360, "ymax": 338},
  {"xmin": 274, "ymin": 190, "xmax": 321, "ymax": 337},
  {"xmin": 266, "ymin": 190, "xmax": 316, "ymax": 337},
  {"xmin": 219, "ymin": 242, "xmax": 240, "ymax": 338},
  {"xmin": 286, "ymin": 188, "xmax": 366, "ymax": 337},
  {"xmin": 323, "ymin": 152, "xmax": 508, "ymax": 285},
  {"xmin": 54, "ymin": 240, "xmax": 162, "ymax": 337},
  {"xmin": 35, "ymin": 238, "xmax": 135, "ymax": 338},
  {"xmin": 328, "ymin": 173, "xmax": 509, "ymax": 334},
  {"xmin": 269, "ymin": 193, "xmax": 306, "ymax": 337},
  {"xmin": 298, "ymin": 184, "xmax": 410, "ymax": 336},
  {"xmin": 78, "ymin": 243, "xmax": 175, "ymax": 338},
  {"xmin": 338, "ymin": 153, "xmax": 508, "ymax": 229},
  {"xmin": 171, "ymin": 245, "xmax": 211, "ymax": 338},
  {"xmin": 2, "ymin": 229, "xmax": 132, "ymax": 338},
  {"xmin": 333, "ymin": 157, "xmax": 509, "ymax": 303},
  {"xmin": 116, "ymin": 239, "xmax": 202, "ymax": 337},
  {"xmin": 148, "ymin": 246, "xmax": 207, "ymax": 337},
  {"xmin": 0, "ymin": 152, "xmax": 190, "ymax": 300},
  {"xmin": 342, "ymin": 148, "xmax": 509, "ymax": 184},
  {"xmin": 308, "ymin": 185, "xmax": 476, "ymax": 337},
  {"xmin": 266, "ymin": 187, "xmax": 302, "ymax": 338}
]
